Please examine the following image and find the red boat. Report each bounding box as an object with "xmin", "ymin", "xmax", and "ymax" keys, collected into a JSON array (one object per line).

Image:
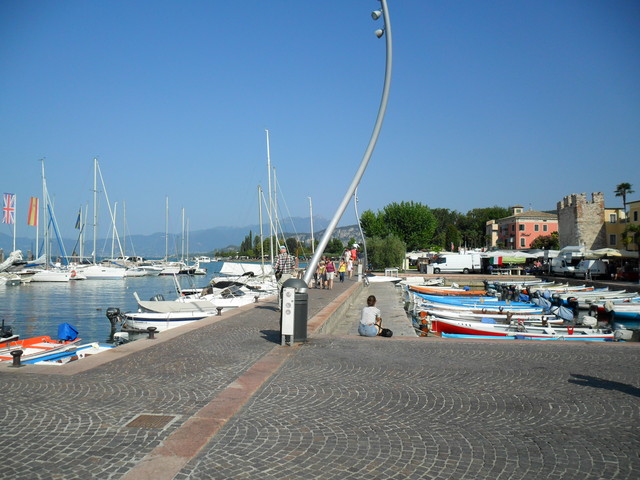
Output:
[{"xmin": 0, "ymin": 336, "xmax": 82, "ymax": 363}]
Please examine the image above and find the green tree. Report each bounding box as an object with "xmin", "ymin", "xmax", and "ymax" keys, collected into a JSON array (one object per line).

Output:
[
  {"xmin": 530, "ymin": 232, "xmax": 559, "ymax": 250},
  {"xmin": 326, "ymin": 237, "xmax": 344, "ymax": 255},
  {"xmin": 444, "ymin": 224, "xmax": 462, "ymax": 251},
  {"xmin": 360, "ymin": 209, "xmax": 387, "ymax": 238},
  {"xmin": 367, "ymin": 235, "xmax": 406, "ymax": 270},
  {"xmin": 380, "ymin": 201, "xmax": 436, "ymax": 251},
  {"xmin": 615, "ymin": 183, "xmax": 635, "ymax": 222}
]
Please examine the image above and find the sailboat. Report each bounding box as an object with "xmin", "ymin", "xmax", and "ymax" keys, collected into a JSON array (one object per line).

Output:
[
  {"xmin": 73, "ymin": 158, "xmax": 126, "ymax": 280},
  {"xmin": 30, "ymin": 160, "xmax": 72, "ymax": 282}
]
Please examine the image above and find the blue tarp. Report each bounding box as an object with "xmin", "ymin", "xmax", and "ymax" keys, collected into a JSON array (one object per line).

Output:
[{"xmin": 58, "ymin": 323, "xmax": 78, "ymax": 341}]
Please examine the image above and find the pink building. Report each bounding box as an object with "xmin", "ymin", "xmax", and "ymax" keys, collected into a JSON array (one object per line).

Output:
[{"xmin": 491, "ymin": 205, "xmax": 558, "ymax": 249}]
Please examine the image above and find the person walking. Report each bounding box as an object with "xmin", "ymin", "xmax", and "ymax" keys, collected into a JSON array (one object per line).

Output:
[
  {"xmin": 338, "ymin": 259, "xmax": 347, "ymax": 283},
  {"xmin": 274, "ymin": 245, "xmax": 297, "ymax": 307},
  {"xmin": 325, "ymin": 257, "xmax": 336, "ymax": 289}
]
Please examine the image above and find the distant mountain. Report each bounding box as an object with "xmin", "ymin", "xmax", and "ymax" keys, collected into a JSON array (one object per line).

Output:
[{"xmin": 0, "ymin": 216, "xmax": 363, "ymax": 260}]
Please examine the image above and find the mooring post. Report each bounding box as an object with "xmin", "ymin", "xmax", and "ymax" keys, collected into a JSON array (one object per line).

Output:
[{"xmin": 147, "ymin": 326, "xmax": 157, "ymax": 340}]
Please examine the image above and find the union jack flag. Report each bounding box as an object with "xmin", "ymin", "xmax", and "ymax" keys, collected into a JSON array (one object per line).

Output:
[{"xmin": 2, "ymin": 193, "xmax": 15, "ymax": 225}]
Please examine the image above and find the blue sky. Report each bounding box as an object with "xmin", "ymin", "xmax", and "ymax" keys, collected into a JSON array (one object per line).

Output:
[{"xmin": 1, "ymin": 0, "xmax": 639, "ymax": 244}]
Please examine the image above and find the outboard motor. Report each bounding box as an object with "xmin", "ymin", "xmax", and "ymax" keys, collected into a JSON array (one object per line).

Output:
[
  {"xmin": 0, "ymin": 319, "xmax": 13, "ymax": 339},
  {"xmin": 106, "ymin": 307, "xmax": 123, "ymax": 329},
  {"xmin": 566, "ymin": 297, "xmax": 579, "ymax": 318}
]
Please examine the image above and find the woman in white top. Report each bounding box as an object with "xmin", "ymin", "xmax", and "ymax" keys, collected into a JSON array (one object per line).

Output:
[{"xmin": 359, "ymin": 295, "xmax": 381, "ymax": 337}]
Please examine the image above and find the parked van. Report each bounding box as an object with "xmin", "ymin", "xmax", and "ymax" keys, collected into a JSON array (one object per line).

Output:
[
  {"xmin": 550, "ymin": 246, "xmax": 586, "ymax": 276},
  {"xmin": 574, "ymin": 259, "xmax": 608, "ymax": 279},
  {"xmin": 431, "ymin": 253, "xmax": 481, "ymax": 274}
]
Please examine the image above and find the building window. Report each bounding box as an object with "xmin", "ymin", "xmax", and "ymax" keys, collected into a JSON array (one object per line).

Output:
[
  {"xmin": 609, "ymin": 213, "xmax": 617, "ymax": 223},
  {"xmin": 520, "ymin": 238, "xmax": 525, "ymax": 247},
  {"xmin": 519, "ymin": 224, "xmax": 524, "ymax": 231},
  {"xmin": 543, "ymin": 225, "xmax": 548, "ymax": 232},
  {"xmin": 534, "ymin": 224, "xmax": 539, "ymax": 232},
  {"xmin": 635, "ymin": 211, "xmax": 638, "ymax": 222},
  {"xmin": 511, "ymin": 225, "xmax": 515, "ymax": 232},
  {"xmin": 609, "ymin": 234, "xmax": 617, "ymax": 246}
]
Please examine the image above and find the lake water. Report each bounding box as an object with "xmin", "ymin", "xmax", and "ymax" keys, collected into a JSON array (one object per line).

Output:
[{"xmin": 0, "ymin": 261, "xmax": 225, "ymax": 344}]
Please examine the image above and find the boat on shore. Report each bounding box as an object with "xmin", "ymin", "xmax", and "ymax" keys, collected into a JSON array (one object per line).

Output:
[
  {"xmin": 429, "ymin": 316, "xmax": 614, "ymax": 341},
  {"xmin": 0, "ymin": 335, "xmax": 82, "ymax": 363}
]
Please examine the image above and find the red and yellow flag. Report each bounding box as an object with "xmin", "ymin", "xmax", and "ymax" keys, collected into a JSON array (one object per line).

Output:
[{"xmin": 27, "ymin": 197, "xmax": 39, "ymax": 226}]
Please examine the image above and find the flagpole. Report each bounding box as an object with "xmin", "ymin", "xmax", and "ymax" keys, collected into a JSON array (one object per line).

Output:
[{"xmin": 12, "ymin": 195, "xmax": 16, "ymax": 252}]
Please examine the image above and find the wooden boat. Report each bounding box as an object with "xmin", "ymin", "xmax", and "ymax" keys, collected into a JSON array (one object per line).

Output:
[
  {"xmin": 0, "ymin": 336, "xmax": 82, "ymax": 363},
  {"xmin": 418, "ymin": 308, "xmax": 564, "ymax": 325},
  {"xmin": 408, "ymin": 285, "xmax": 486, "ymax": 296},
  {"xmin": 27, "ymin": 343, "xmax": 114, "ymax": 365},
  {"xmin": 429, "ymin": 316, "xmax": 614, "ymax": 341}
]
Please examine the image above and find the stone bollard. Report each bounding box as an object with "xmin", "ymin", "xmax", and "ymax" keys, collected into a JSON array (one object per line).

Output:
[
  {"xmin": 147, "ymin": 326, "xmax": 157, "ymax": 340},
  {"xmin": 254, "ymin": 295, "xmax": 259, "ymax": 303},
  {"xmin": 11, "ymin": 349, "xmax": 24, "ymax": 367},
  {"xmin": 216, "ymin": 307, "xmax": 223, "ymax": 316}
]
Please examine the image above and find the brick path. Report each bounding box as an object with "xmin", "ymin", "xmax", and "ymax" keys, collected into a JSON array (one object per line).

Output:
[{"xmin": 1, "ymin": 276, "xmax": 639, "ymax": 479}]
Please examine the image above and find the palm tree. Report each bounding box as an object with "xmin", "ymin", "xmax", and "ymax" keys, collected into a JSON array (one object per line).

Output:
[{"xmin": 614, "ymin": 183, "xmax": 635, "ymax": 222}]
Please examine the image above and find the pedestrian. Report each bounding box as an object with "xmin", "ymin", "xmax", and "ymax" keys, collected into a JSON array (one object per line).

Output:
[
  {"xmin": 325, "ymin": 257, "xmax": 336, "ymax": 289},
  {"xmin": 274, "ymin": 245, "xmax": 297, "ymax": 306},
  {"xmin": 318, "ymin": 260, "xmax": 327, "ymax": 289},
  {"xmin": 338, "ymin": 259, "xmax": 347, "ymax": 283},
  {"xmin": 358, "ymin": 294, "xmax": 381, "ymax": 337},
  {"xmin": 347, "ymin": 257, "xmax": 353, "ymax": 279}
]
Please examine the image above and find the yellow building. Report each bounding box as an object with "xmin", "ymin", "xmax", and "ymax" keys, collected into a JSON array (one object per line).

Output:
[
  {"xmin": 623, "ymin": 200, "xmax": 640, "ymax": 252},
  {"xmin": 604, "ymin": 207, "xmax": 626, "ymax": 249}
]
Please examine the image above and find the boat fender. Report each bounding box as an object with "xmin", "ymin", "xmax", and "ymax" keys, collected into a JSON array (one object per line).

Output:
[{"xmin": 70, "ymin": 270, "xmax": 77, "ymax": 278}]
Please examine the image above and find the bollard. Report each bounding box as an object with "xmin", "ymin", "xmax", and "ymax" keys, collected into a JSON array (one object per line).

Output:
[
  {"xmin": 11, "ymin": 349, "xmax": 24, "ymax": 367},
  {"xmin": 147, "ymin": 326, "xmax": 157, "ymax": 340},
  {"xmin": 254, "ymin": 295, "xmax": 259, "ymax": 303},
  {"xmin": 216, "ymin": 307, "xmax": 223, "ymax": 316}
]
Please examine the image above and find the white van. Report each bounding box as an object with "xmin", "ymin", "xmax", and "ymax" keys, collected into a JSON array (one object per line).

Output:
[
  {"xmin": 574, "ymin": 259, "xmax": 608, "ymax": 279},
  {"xmin": 431, "ymin": 254, "xmax": 481, "ymax": 274}
]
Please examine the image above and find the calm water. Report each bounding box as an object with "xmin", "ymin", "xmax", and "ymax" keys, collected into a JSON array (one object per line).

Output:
[{"xmin": 0, "ymin": 261, "xmax": 224, "ymax": 344}]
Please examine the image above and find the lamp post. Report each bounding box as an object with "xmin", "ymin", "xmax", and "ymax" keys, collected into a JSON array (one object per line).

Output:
[{"xmin": 302, "ymin": 0, "xmax": 393, "ymax": 286}]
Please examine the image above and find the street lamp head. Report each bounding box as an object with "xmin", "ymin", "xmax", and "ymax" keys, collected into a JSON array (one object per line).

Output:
[
  {"xmin": 375, "ymin": 28, "xmax": 384, "ymax": 38},
  {"xmin": 371, "ymin": 10, "xmax": 382, "ymax": 20}
]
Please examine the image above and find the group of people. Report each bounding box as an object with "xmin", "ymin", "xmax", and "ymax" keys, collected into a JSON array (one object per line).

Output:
[
  {"xmin": 313, "ymin": 251, "xmax": 354, "ymax": 289},
  {"xmin": 273, "ymin": 244, "xmax": 388, "ymax": 338}
]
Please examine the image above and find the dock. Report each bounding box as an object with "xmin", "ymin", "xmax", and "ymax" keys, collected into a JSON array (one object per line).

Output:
[{"xmin": 1, "ymin": 274, "xmax": 639, "ymax": 479}]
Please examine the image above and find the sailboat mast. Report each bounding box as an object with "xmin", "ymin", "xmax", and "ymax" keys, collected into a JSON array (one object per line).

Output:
[
  {"xmin": 111, "ymin": 202, "xmax": 117, "ymax": 260},
  {"xmin": 309, "ymin": 196, "xmax": 314, "ymax": 254},
  {"xmin": 93, "ymin": 157, "xmax": 98, "ymax": 264},
  {"xmin": 273, "ymin": 166, "xmax": 279, "ymax": 248},
  {"xmin": 181, "ymin": 207, "xmax": 185, "ymax": 262},
  {"xmin": 265, "ymin": 129, "xmax": 274, "ymax": 263},
  {"xmin": 40, "ymin": 159, "xmax": 48, "ymax": 264},
  {"xmin": 258, "ymin": 185, "xmax": 264, "ymax": 273},
  {"xmin": 165, "ymin": 196, "xmax": 169, "ymax": 262},
  {"xmin": 122, "ymin": 200, "xmax": 126, "ymax": 258}
]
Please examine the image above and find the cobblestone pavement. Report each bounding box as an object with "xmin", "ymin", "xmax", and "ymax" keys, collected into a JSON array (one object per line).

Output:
[{"xmin": 2, "ymin": 277, "xmax": 640, "ymax": 479}]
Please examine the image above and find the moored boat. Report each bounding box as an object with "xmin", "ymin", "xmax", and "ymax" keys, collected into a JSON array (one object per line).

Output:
[{"xmin": 429, "ymin": 316, "xmax": 614, "ymax": 340}]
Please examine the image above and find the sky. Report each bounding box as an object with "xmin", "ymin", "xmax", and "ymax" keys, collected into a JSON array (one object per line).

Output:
[{"xmin": 1, "ymin": 0, "xmax": 639, "ymax": 244}]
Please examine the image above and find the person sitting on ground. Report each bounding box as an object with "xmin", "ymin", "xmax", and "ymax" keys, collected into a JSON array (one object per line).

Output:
[{"xmin": 359, "ymin": 294, "xmax": 382, "ymax": 337}]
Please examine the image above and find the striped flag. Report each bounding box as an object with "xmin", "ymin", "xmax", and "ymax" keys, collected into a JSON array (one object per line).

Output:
[
  {"xmin": 2, "ymin": 193, "xmax": 15, "ymax": 225},
  {"xmin": 27, "ymin": 197, "xmax": 39, "ymax": 226}
]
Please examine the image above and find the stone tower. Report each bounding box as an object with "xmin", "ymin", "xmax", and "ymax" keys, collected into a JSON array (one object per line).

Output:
[{"xmin": 556, "ymin": 193, "xmax": 606, "ymax": 249}]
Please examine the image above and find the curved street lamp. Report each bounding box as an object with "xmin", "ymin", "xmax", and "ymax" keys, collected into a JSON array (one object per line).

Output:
[{"xmin": 302, "ymin": 0, "xmax": 393, "ymax": 286}]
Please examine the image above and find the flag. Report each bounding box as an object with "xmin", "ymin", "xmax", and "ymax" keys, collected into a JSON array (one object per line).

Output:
[
  {"xmin": 74, "ymin": 209, "xmax": 81, "ymax": 229},
  {"xmin": 27, "ymin": 197, "xmax": 39, "ymax": 226},
  {"xmin": 2, "ymin": 193, "xmax": 15, "ymax": 225}
]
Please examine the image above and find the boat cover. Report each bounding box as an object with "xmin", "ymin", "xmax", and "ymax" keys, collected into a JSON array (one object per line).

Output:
[{"xmin": 58, "ymin": 323, "xmax": 79, "ymax": 341}]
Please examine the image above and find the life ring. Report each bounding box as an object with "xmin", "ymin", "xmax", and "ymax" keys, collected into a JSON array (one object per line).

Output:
[{"xmin": 70, "ymin": 270, "xmax": 77, "ymax": 278}]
